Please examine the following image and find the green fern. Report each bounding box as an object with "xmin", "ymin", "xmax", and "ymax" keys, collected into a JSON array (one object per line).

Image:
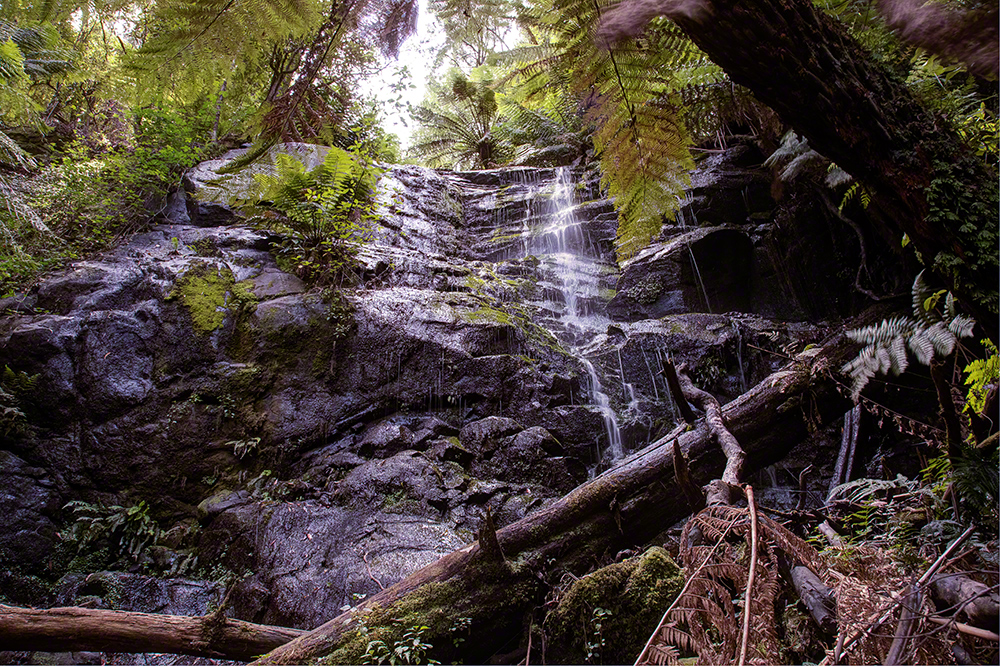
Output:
[
  {"xmin": 246, "ymin": 145, "xmax": 381, "ymax": 244},
  {"xmin": 964, "ymin": 339, "xmax": 999, "ymax": 415},
  {"xmin": 409, "ymin": 70, "xmax": 509, "ymax": 169},
  {"xmin": 507, "ymin": 4, "xmax": 705, "ymax": 261},
  {"xmin": 842, "ymin": 271, "xmax": 976, "ymax": 400},
  {"xmin": 63, "ymin": 499, "xmax": 161, "ymax": 561}
]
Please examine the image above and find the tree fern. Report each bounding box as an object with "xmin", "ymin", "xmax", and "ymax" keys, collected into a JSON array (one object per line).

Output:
[
  {"xmin": 842, "ymin": 271, "xmax": 976, "ymax": 400},
  {"xmin": 409, "ymin": 70, "xmax": 509, "ymax": 169}
]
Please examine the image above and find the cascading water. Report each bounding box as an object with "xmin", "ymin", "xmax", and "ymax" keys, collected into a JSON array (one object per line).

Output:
[{"xmin": 527, "ymin": 168, "xmax": 624, "ymax": 462}]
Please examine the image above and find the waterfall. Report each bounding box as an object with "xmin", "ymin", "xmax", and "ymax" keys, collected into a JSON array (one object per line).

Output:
[{"xmin": 529, "ymin": 167, "xmax": 624, "ymax": 462}]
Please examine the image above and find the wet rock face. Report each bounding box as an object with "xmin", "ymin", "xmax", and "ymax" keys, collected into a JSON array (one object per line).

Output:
[{"xmin": 0, "ymin": 143, "xmax": 833, "ymax": 627}]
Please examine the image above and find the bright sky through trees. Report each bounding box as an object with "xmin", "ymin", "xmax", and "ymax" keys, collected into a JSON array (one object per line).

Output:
[{"xmin": 359, "ymin": 0, "xmax": 445, "ymax": 149}]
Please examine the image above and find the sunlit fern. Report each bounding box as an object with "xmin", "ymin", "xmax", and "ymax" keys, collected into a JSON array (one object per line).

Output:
[{"xmin": 409, "ymin": 70, "xmax": 509, "ymax": 169}]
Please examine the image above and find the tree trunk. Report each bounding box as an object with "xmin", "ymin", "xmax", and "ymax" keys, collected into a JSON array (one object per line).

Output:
[
  {"xmin": 0, "ymin": 604, "xmax": 304, "ymax": 661},
  {"xmin": 254, "ymin": 336, "xmax": 856, "ymax": 664},
  {"xmin": 603, "ymin": 0, "xmax": 998, "ymax": 337}
]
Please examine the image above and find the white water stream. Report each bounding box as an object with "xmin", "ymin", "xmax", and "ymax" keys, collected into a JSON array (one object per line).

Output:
[{"xmin": 526, "ymin": 168, "xmax": 624, "ymax": 461}]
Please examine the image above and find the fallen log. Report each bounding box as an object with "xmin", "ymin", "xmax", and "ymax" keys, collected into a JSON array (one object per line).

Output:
[
  {"xmin": 0, "ymin": 604, "xmax": 305, "ymax": 661},
  {"xmin": 255, "ymin": 335, "xmax": 856, "ymax": 664},
  {"xmin": 930, "ymin": 572, "xmax": 1000, "ymax": 631},
  {"xmin": 790, "ymin": 565, "xmax": 838, "ymax": 635}
]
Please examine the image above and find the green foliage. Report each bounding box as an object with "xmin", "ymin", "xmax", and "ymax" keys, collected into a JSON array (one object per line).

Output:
[
  {"xmin": 584, "ymin": 606, "xmax": 612, "ymax": 663},
  {"xmin": 361, "ymin": 624, "xmax": 440, "ymax": 665},
  {"xmin": 409, "ymin": 69, "xmax": 508, "ymax": 170},
  {"xmin": 830, "ymin": 474, "xmax": 942, "ymax": 560},
  {"xmin": 229, "ymin": 436, "xmax": 262, "ymax": 459},
  {"xmin": 963, "ymin": 339, "xmax": 999, "ymax": 415},
  {"xmin": 62, "ymin": 500, "xmax": 160, "ymax": 561},
  {"xmin": 0, "ymin": 365, "xmax": 37, "ymax": 437},
  {"xmin": 906, "ymin": 51, "xmax": 998, "ymax": 163},
  {"xmin": 842, "ymin": 271, "xmax": 975, "ymax": 400},
  {"xmin": 923, "ymin": 450, "xmax": 999, "ymax": 535},
  {"xmin": 508, "ymin": 4, "xmax": 707, "ymax": 261},
  {"xmin": 430, "ymin": 0, "xmax": 517, "ymax": 71},
  {"xmin": 1, "ymin": 104, "xmax": 210, "ymax": 295},
  {"xmin": 243, "ymin": 145, "xmax": 381, "ymax": 284}
]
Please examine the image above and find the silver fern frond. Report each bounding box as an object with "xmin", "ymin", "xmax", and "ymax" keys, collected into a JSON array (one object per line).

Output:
[
  {"xmin": 844, "ymin": 271, "xmax": 977, "ymax": 400},
  {"xmin": 926, "ymin": 321, "xmax": 957, "ymax": 357},
  {"xmin": 948, "ymin": 314, "xmax": 975, "ymax": 339},
  {"xmin": 907, "ymin": 329, "xmax": 935, "ymax": 365},
  {"xmin": 911, "ymin": 270, "xmax": 940, "ymax": 326}
]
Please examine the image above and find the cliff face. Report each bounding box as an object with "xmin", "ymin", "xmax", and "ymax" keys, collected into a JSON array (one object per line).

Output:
[{"xmin": 0, "ymin": 139, "xmax": 890, "ymax": 632}]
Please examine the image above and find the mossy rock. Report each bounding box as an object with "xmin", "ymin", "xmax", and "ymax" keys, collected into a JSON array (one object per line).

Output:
[
  {"xmin": 544, "ymin": 546, "xmax": 683, "ymax": 664},
  {"xmin": 166, "ymin": 262, "xmax": 256, "ymax": 334}
]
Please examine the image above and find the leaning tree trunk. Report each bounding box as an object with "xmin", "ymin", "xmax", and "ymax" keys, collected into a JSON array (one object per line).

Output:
[
  {"xmin": 254, "ymin": 335, "xmax": 857, "ymax": 664},
  {"xmin": 602, "ymin": 0, "xmax": 998, "ymax": 337}
]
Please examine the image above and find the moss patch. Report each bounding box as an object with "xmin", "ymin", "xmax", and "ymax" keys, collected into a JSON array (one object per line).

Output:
[
  {"xmin": 544, "ymin": 546, "xmax": 683, "ymax": 664},
  {"xmin": 167, "ymin": 262, "xmax": 256, "ymax": 334},
  {"xmin": 319, "ymin": 558, "xmax": 541, "ymax": 665}
]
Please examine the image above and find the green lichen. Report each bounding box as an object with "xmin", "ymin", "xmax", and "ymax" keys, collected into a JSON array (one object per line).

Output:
[
  {"xmin": 544, "ymin": 546, "xmax": 683, "ymax": 664},
  {"xmin": 190, "ymin": 237, "xmax": 221, "ymax": 257},
  {"xmin": 626, "ymin": 275, "xmax": 664, "ymax": 305},
  {"xmin": 461, "ymin": 300, "xmax": 572, "ymax": 360}
]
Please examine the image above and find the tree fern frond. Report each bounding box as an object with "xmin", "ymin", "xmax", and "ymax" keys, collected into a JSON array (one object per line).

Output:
[
  {"xmin": 763, "ymin": 130, "xmax": 809, "ymax": 168},
  {"xmin": 779, "ymin": 149, "xmax": 824, "ymax": 181},
  {"xmin": 926, "ymin": 321, "xmax": 957, "ymax": 357},
  {"xmin": 911, "ymin": 269, "xmax": 939, "ymax": 326},
  {"xmin": 948, "ymin": 314, "xmax": 975, "ymax": 339},
  {"xmin": 845, "ymin": 315, "xmax": 913, "ymax": 345},
  {"xmin": 907, "ymin": 329, "xmax": 935, "ymax": 366},
  {"xmin": 889, "ymin": 334, "xmax": 908, "ymax": 375},
  {"xmin": 825, "ymin": 163, "xmax": 854, "ymax": 188}
]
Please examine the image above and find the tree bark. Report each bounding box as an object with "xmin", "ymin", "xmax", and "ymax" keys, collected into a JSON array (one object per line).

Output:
[
  {"xmin": 674, "ymin": 362, "xmax": 746, "ymax": 503},
  {"xmin": 930, "ymin": 572, "xmax": 1000, "ymax": 631},
  {"xmin": 602, "ymin": 0, "xmax": 999, "ymax": 337},
  {"xmin": 254, "ymin": 336, "xmax": 856, "ymax": 664},
  {"xmin": 790, "ymin": 565, "xmax": 838, "ymax": 635},
  {"xmin": 0, "ymin": 604, "xmax": 304, "ymax": 661}
]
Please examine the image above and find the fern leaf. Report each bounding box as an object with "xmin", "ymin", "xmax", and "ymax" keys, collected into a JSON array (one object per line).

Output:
[
  {"xmin": 926, "ymin": 321, "xmax": 957, "ymax": 356},
  {"xmin": 911, "ymin": 270, "xmax": 939, "ymax": 325},
  {"xmin": 906, "ymin": 329, "xmax": 935, "ymax": 365},
  {"xmin": 944, "ymin": 291, "xmax": 958, "ymax": 321},
  {"xmin": 889, "ymin": 334, "xmax": 908, "ymax": 375},
  {"xmin": 825, "ymin": 163, "xmax": 853, "ymax": 188},
  {"xmin": 948, "ymin": 314, "xmax": 975, "ymax": 339}
]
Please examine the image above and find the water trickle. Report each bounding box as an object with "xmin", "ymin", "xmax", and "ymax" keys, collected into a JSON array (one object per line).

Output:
[
  {"xmin": 581, "ymin": 358, "xmax": 624, "ymax": 460},
  {"xmin": 732, "ymin": 321, "xmax": 747, "ymax": 394},
  {"xmin": 676, "ymin": 199, "xmax": 713, "ymax": 314}
]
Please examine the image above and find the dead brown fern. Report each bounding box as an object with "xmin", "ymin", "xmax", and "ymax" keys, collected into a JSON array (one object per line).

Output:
[{"xmin": 637, "ymin": 503, "xmax": 816, "ymax": 665}]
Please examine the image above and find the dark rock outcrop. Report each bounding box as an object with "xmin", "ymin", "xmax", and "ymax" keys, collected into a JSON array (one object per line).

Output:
[{"xmin": 0, "ymin": 141, "xmax": 865, "ymax": 634}]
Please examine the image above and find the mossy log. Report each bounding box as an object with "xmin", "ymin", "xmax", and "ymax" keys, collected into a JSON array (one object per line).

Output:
[
  {"xmin": 0, "ymin": 604, "xmax": 305, "ymax": 661},
  {"xmin": 256, "ymin": 336, "xmax": 856, "ymax": 664}
]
